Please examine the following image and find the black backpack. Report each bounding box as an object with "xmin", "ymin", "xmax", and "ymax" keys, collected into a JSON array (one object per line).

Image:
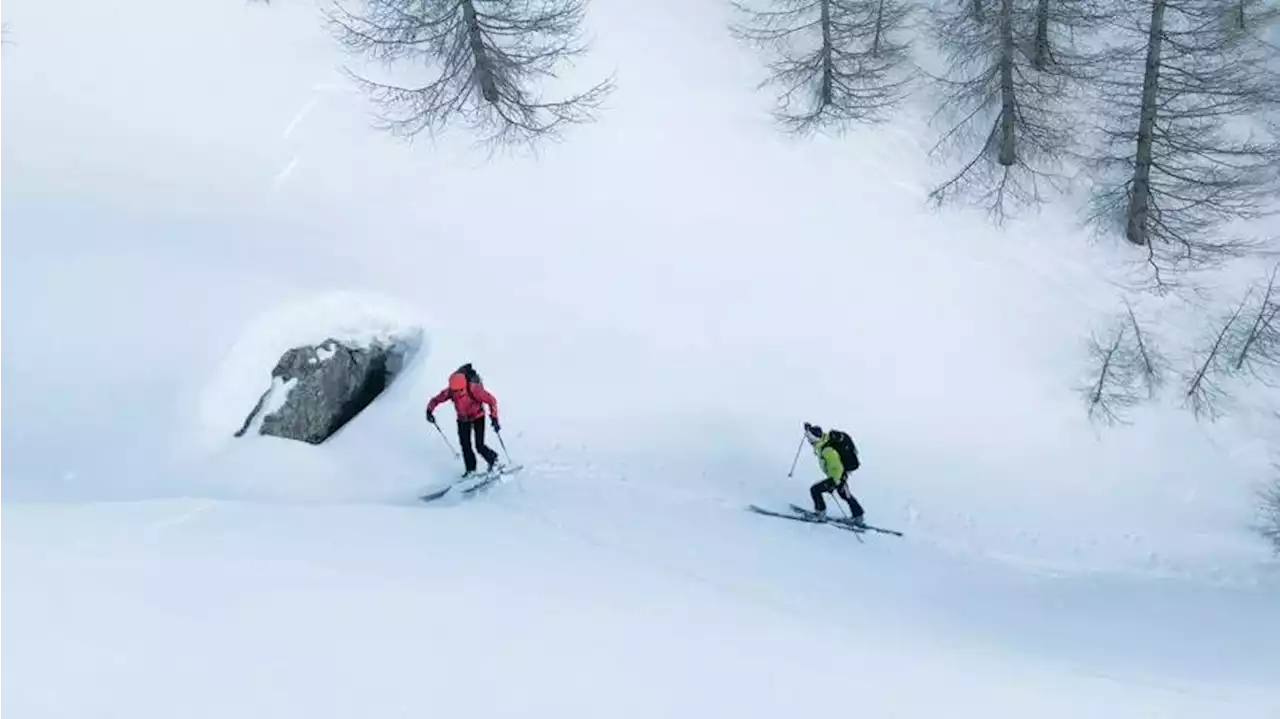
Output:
[
  {"xmin": 457, "ymin": 363, "xmax": 482, "ymax": 385},
  {"xmin": 452, "ymin": 364, "xmax": 484, "ymax": 402},
  {"xmin": 825, "ymin": 429, "xmax": 860, "ymax": 472}
]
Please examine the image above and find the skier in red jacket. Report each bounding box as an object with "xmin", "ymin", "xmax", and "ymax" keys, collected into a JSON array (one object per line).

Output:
[{"xmin": 426, "ymin": 363, "xmax": 502, "ymax": 476}]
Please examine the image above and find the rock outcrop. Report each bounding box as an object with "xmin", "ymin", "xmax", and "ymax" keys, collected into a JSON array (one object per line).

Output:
[{"xmin": 236, "ymin": 338, "xmax": 407, "ymax": 444}]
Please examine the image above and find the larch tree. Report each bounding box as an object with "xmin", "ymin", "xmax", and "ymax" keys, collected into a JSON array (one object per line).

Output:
[
  {"xmin": 927, "ymin": 0, "xmax": 1077, "ymax": 221},
  {"xmin": 1180, "ymin": 263, "xmax": 1280, "ymax": 418},
  {"xmin": 1026, "ymin": 0, "xmax": 1113, "ymax": 73},
  {"xmin": 1080, "ymin": 299, "xmax": 1169, "ymax": 424},
  {"xmin": 328, "ymin": 0, "xmax": 613, "ymax": 149},
  {"xmin": 731, "ymin": 0, "xmax": 916, "ymax": 134},
  {"xmin": 1088, "ymin": 0, "xmax": 1280, "ymax": 288},
  {"xmin": 1221, "ymin": 0, "xmax": 1280, "ymax": 37}
]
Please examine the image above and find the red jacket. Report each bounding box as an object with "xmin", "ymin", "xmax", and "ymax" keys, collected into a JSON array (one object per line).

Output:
[{"xmin": 427, "ymin": 382, "xmax": 499, "ymax": 422}]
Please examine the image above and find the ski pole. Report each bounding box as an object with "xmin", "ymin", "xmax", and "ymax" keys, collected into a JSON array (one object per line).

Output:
[
  {"xmin": 832, "ymin": 493, "xmax": 849, "ymax": 520},
  {"xmin": 787, "ymin": 432, "xmax": 806, "ymax": 477},
  {"xmin": 431, "ymin": 420, "xmax": 460, "ymax": 458},
  {"xmin": 829, "ymin": 490, "xmax": 864, "ymax": 543},
  {"xmin": 494, "ymin": 428, "xmax": 515, "ymax": 464}
]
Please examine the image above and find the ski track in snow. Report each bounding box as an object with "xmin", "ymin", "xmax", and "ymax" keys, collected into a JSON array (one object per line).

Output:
[
  {"xmin": 6, "ymin": 461, "xmax": 1278, "ymax": 718},
  {"xmin": 282, "ymin": 97, "xmax": 318, "ymax": 139},
  {"xmin": 469, "ymin": 470, "xmax": 1277, "ymax": 719},
  {"xmin": 100, "ymin": 454, "xmax": 1280, "ymax": 711},
  {"xmin": 271, "ymin": 156, "xmax": 299, "ymax": 191},
  {"xmin": 4, "ymin": 239, "xmax": 1277, "ymax": 719}
]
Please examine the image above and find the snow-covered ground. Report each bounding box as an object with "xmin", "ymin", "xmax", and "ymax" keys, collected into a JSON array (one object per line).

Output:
[{"xmin": 4, "ymin": 0, "xmax": 1279, "ymax": 716}]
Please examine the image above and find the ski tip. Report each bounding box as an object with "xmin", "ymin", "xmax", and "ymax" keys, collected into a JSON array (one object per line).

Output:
[{"xmin": 419, "ymin": 489, "xmax": 450, "ymax": 502}]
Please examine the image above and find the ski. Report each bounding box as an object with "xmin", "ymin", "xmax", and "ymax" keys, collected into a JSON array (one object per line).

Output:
[
  {"xmin": 419, "ymin": 464, "xmax": 525, "ymax": 503},
  {"xmin": 747, "ymin": 504, "xmax": 863, "ymax": 536},
  {"xmin": 459, "ymin": 464, "xmax": 524, "ymax": 496},
  {"xmin": 788, "ymin": 504, "xmax": 903, "ymax": 537},
  {"xmin": 419, "ymin": 485, "xmax": 453, "ymax": 502},
  {"xmin": 747, "ymin": 504, "xmax": 829, "ymax": 524},
  {"xmin": 747, "ymin": 503, "xmax": 902, "ymax": 537}
]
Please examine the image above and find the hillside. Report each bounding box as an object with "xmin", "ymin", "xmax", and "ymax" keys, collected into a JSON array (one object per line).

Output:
[{"xmin": 3, "ymin": 0, "xmax": 1279, "ymax": 716}]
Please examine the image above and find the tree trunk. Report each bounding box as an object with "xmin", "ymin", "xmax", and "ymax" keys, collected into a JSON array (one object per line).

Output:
[
  {"xmin": 461, "ymin": 0, "xmax": 499, "ymax": 104},
  {"xmin": 972, "ymin": 0, "xmax": 984, "ymax": 23},
  {"xmin": 1032, "ymin": 0, "xmax": 1051, "ymax": 69},
  {"xmin": 997, "ymin": 0, "xmax": 1017, "ymax": 166},
  {"xmin": 819, "ymin": 0, "xmax": 834, "ymax": 105},
  {"xmin": 872, "ymin": 0, "xmax": 886, "ymax": 56},
  {"xmin": 1126, "ymin": 0, "xmax": 1167, "ymax": 247}
]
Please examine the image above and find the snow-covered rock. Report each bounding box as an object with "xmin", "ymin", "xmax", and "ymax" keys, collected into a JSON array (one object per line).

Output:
[
  {"xmin": 235, "ymin": 338, "xmax": 409, "ymax": 444},
  {"xmin": 204, "ymin": 291, "xmax": 427, "ymax": 448}
]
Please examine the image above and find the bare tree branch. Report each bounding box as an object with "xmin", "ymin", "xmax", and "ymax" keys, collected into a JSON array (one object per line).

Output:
[
  {"xmin": 1223, "ymin": 258, "xmax": 1280, "ymax": 371},
  {"xmin": 732, "ymin": 0, "xmax": 916, "ymax": 135},
  {"xmin": 1184, "ymin": 286, "xmax": 1253, "ymax": 419},
  {"xmin": 1082, "ymin": 323, "xmax": 1140, "ymax": 425},
  {"xmin": 1084, "ymin": 261, "xmax": 1280, "ymax": 424},
  {"xmin": 970, "ymin": 0, "xmax": 986, "ymax": 24},
  {"xmin": 1081, "ymin": 299, "xmax": 1170, "ymax": 424},
  {"xmin": 1259, "ymin": 469, "xmax": 1280, "ymax": 554},
  {"xmin": 1026, "ymin": 0, "xmax": 1117, "ymax": 76},
  {"xmin": 1222, "ymin": 0, "xmax": 1280, "ymax": 41},
  {"xmin": 1088, "ymin": 0, "xmax": 1280, "ymax": 287},
  {"xmin": 1125, "ymin": 297, "xmax": 1169, "ymax": 397},
  {"xmin": 328, "ymin": 0, "xmax": 613, "ymax": 149},
  {"xmin": 927, "ymin": 0, "xmax": 1078, "ymax": 222}
]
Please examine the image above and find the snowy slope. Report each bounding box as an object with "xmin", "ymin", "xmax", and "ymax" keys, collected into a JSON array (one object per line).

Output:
[
  {"xmin": 6, "ymin": 492, "xmax": 1277, "ymax": 719},
  {"xmin": 4, "ymin": 0, "xmax": 1279, "ymax": 716}
]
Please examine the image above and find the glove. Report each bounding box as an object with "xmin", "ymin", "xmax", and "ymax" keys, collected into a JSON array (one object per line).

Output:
[
  {"xmin": 425, "ymin": 410, "xmax": 436, "ymax": 424},
  {"xmin": 490, "ymin": 416, "xmax": 501, "ymax": 433}
]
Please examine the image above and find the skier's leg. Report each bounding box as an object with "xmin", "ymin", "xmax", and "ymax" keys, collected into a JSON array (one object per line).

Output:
[
  {"xmin": 839, "ymin": 481, "xmax": 860, "ymax": 514},
  {"xmin": 839, "ymin": 482, "xmax": 864, "ymax": 518},
  {"xmin": 809, "ymin": 479, "xmax": 835, "ymax": 513},
  {"xmin": 457, "ymin": 419, "xmax": 478, "ymax": 473},
  {"xmin": 473, "ymin": 419, "xmax": 498, "ymax": 469}
]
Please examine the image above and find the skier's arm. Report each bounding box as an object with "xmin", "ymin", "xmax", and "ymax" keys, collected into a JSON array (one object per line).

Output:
[
  {"xmin": 425, "ymin": 388, "xmax": 450, "ymax": 414},
  {"xmin": 472, "ymin": 385, "xmax": 500, "ymax": 423}
]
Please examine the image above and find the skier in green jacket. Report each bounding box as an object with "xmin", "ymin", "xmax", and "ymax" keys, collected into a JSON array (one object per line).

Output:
[{"xmin": 805, "ymin": 422, "xmax": 865, "ymax": 526}]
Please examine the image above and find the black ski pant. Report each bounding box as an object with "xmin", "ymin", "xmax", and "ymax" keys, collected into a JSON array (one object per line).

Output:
[
  {"xmin": 810, "ymin": 476, "xmax": 863, "ymax": 517},
  {"xmin": 458, "ymin": 418, "xmax": 498, "ymax": 472}
]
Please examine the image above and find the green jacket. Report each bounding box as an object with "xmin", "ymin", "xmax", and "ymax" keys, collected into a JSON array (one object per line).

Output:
[{"xmin": 814, "ymin": 433, "xmax": 845, "ymax": 482}]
